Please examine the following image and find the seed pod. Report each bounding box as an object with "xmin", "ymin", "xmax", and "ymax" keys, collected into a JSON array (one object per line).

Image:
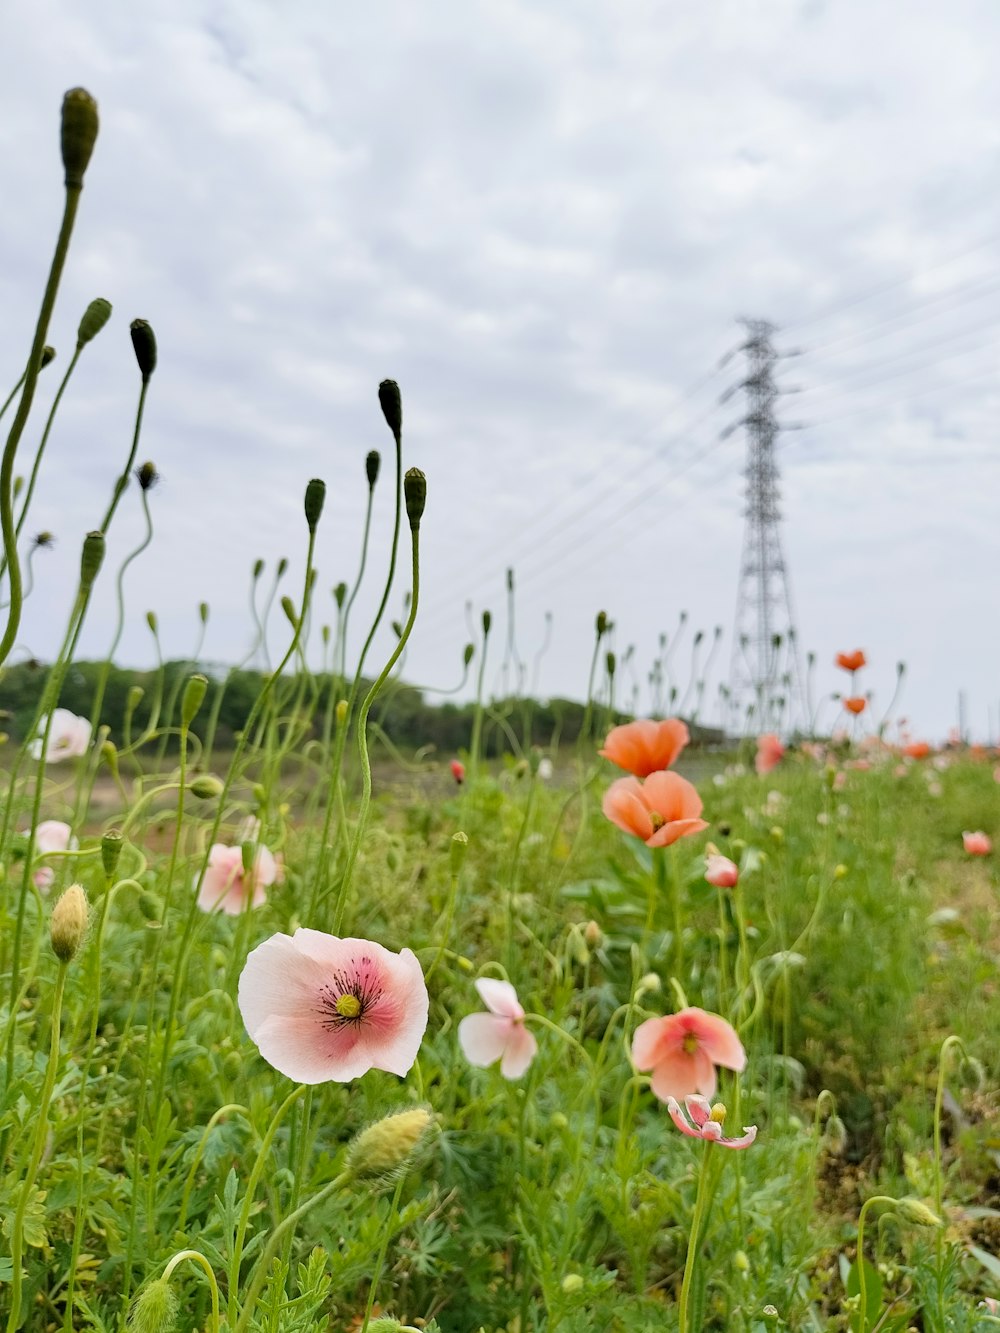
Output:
[
  {"xmin": 77, "ymin": 298, "xmax": 112, "ymax": 348},
  {"xmin": 79, "ymin": 530, "xmax": 105, "ymax": 590},
  {"xmin": 596, "ymin": 611, "xmax": 608, "ymax": 637},
  {"xmin": 378, "ymin": 379, "xmax": 402, "ymax": 443},
  {"xmin": 189, "ymin": 775, "xmax": 223, "ymax": 799},
  {"xmin": 129, "ymin": 319, "xmax": 157, "ymax": 383},
  {"xmin": 181, "ymin": 673, "xmax": 208, "ymax": 727},
  {"xmin": 40, "ymin": 345, "xmax": 56, "ymax": 368},
  {"xmin": 366, "ymin": 449, "xmax": 380, "ymax": 487},
  {"xmin": 304, "ymin": 477, "xmax": 326, "ymax": 533},
  {"xmin": 463, "ymin": 642, "xmax": 475, "ymax": 666},
  {"xmin": 482, "ymin": 610, "xmax": 492, "ymax": 635},
  {"xmin": 404, "ymin": 468, "xmax": 426, "ymax": 530},
  {"xmin": 101, "ymin": 830, "xmax": 123, "ymax": 879},
  {"xmin": 61, "ymin": 88, "xmax": 99, "ymax": 189}
]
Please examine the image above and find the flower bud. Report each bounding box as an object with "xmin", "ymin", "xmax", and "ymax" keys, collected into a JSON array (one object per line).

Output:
[
  {"xmin": 252, "ymin": 558, "xmax": 264, "ymax": 581},
  {"xmin": 378, "ymin": 379, "xmax": 402, "ymax": 442},
  {"xmin": 77, "ymin": 297, "xmax": 112, "ymax": 348},
  {"xmin": 596, "ymin": 610, "xmax": 608, "ymax": 637},
  {"xmin": 896, "ymin": 1198, "xmax": 942, "ymax": 1228},
  {"xmin": 101, "ymin": 830, "xmax": 123, "ymax": 880},
  {"xmin": 281, "ymin": 596, "xmax": 298, "ymax": 629},
  {"xmin": 404, "ymin": 467, "xmax": 426, "ymax": 530},
  {"xmin": 366, "ymin": 449, "xmax": 380, "ymax": 487},
  {"xmin": 135, "ymin": 461, "xmax": 159, "ymax": 491},
  {"xmin": 126, "ymin": 685, "xmax": 144, "ymax": 716},
  {"xmin": 482, "ymin": 610, "xmax": 492, "ymax": 635},
  {"xmin": 561, "ymin": 1274, "xmax": 584, "ymax": 1294},
  {"xmin": 146, "ymin": 610, "xmax": 158, "ymax": 635},
  {"xmin": 50, "ymin": 884, "xmax": 88, "ymax": 963},
  {"xmin": 80, "ymin": 530, "xmax": 105, "ymax": 591},
  {"xmin": 304, "ymin": 477, "xmax": 326, "ymax": 533},
  {"xmin": 101, "ymin": 739, "xmax": 120, "ymax": 780},
  {"xmin": 199, "ymin": 601, "xmax": 209, "ymax": 624},
  {"xmin": 40, "ymin": 346, "xmax": 56, "ymax": 368},
  {"xmin": 734, "ymin": 1249, "xmax": 750, "ymax": 1274},
  {"xmin": 344, "ymin": 1107, "xmax": 432, "ymax": 1182},
  {"xmin": 450, "ymin": 831, "xmax": 469, "ymax": 877},
  {"xmin": 189, "ymin": 775, "xmax": 224, "ymax": 800},
  {"xmin": 130, "ymin": 319, "xmax": 157, "ymax": 383},
  {"xmin": 605, "ymin": 651, "xmax": 616, "ymax": 677},
  {"xmin": 334, "ymin": 581, "xmax": 347, "ymax": 609},
  {"xmin": 181, "ymin": 674, "xmax": 208, "ymax": 727},
  {"xmin": 127, "ymin": 1277, "xmax": 178, "ymax": 1333},
  {"xmin": 277, "ymin": 557, "xmax": 288, "ymax": 578},
  {"xmin": 335, "ymin": 699, "xmax": 348, "ymax": 727},
  {"xmin": 584, "ymin": 920, "xmax": 603, "ymax": 948},
  {"xmin": 463, "ymin": 642, "xmax": 475, "ymax": 666},
  {"xmin": 61, "ymin": 88, "xmax": 99, "ymax": 189}
]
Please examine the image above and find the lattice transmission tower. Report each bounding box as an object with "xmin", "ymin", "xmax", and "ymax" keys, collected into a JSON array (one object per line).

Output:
[{"xmin": 724, "ymin": 319, "xmax": 806, "ymax": 735}]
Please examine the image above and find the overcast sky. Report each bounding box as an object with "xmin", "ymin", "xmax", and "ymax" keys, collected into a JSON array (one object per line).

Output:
[{"xmin": 1, "ymin": 0, "xmax": 998, "ymax": 743}]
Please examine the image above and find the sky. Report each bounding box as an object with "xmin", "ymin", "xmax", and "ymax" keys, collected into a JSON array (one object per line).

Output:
[{"xmin": 1, "ymin": 0, "xmax": 998, "ymax": 742}]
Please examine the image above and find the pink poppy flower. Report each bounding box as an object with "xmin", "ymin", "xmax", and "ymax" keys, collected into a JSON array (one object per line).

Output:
[
  {"xmin": 450, "ymin": 759, "xmax": 465, "ymax": 785},
  {"xmin": 28, "ymin": 820, "xmax": 76, "ymax": 891},
  {"xmin": 457, "ymin": 978, "xmax": 537, "ymax": 1079},
  {"xmin": 29, "ymin": 709, "xmax": 92, "ymax": 763},
  {"xmin": 602, "ymin": 771, "xmax": 708, "ymax": 848},
  {"xmin": 195, "ymin": 841, "xmax": 282, "ymax": 915},
  {"xmin": 704, "ymin": 853, "xmax": 738, "ymax": 889},
  {"xmin": 238, "ymin": 928, "xmax": 428, "ymax": 1083},
  {"xmin": 632, "ymin": 1006, "xmax": 746, "ymax": 1102},
  {"xmin": 755, "ymin": 733, "xmax": 784, "ymax": 775},
  {"xmin": 599, "ymin": 718, "xmax": 690, "ymax": 777},
  {"xmin": 962, "ymin": 831, "xmax": 992, "ymax": 856},
  {"xmin": 666, "ymin": 1095, "xmax": 757, "ymax": 1150}
]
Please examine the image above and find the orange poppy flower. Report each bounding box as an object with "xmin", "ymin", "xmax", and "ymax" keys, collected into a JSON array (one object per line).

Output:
[
  {"xmin": 602, "ymin": 770, "xmax": 708, "ymax": 848},
  {"xmin": 835, "ymin": 650, "xmax": 866, "ymax": 673},
  {"xmin": 599, "ymin": 718, "xmax": 690, "ymax": 777},
  {"xmin": 902, "ymin": 741, "xmax": 930, "ymax": 759},
  {"xmin": 843, "ymin": 696, "xmax": 866, "ymax": 716}
]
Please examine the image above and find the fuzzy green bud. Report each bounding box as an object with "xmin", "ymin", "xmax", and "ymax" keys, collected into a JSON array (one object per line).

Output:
[
  {"xmin": 304, "ymin": 477, "xmax": 326, "ymax": 532},
  {"xmin": 80, "ymin": 530, "xmax": 105, "ymax": 590},
  {"xmin": 50, "ymin": 884, "xmax": 89, "ymax": 963},
  {"xmin": 561, "ymin": 1274, "xmax": 584, "ymax": 1294},
  {"xmin": 189, "ymin": 774, "xmax": 224, "ymax": 800},
  {"xmin": 366, "ymin": 449, "xmax": 380, "ymax": 487},
  {"xmin": 596, "ymin": 610, "xmax": 608, "ymax": 637},
  {"xmin": 335, "ymin": 699, "xmax": 348, "ymax": 726},
  {"xmin": 101, "ymin": 738, "xmax": 120, "ymax": 780},
  {"xmin": 378, "ymin": 379, "xmax": 402, "ymax": 442},
  {"xmin": 450, "ymin": 830, "xmax": 469, "ymax": 877},
  {"xmin": 334, "ymin": 581, "xmax": 347, "ymax": 609},
  {"xmin": 482, "ymin": 609, "xmax": 492, "ymax": 635},
  {"xmin": 139, "ymin": 891, "xmax": 162, "ymax": 924},
  {"xmin": 199, "ymin": 600, "xmax": 209, "ymax": 624},
  {"xmin": 146, "ymin": 610, "xmax": 158, "ymax": 635},
  {"xmin": 77, "ymin": 297, "xmax": 112, "ymax": 348},
  {"xmin": 101, "ymin": 830, "xmax": 123, "ymax": 880},
  {"xmin": 345, "ymin": 1107, "xmax": 432, "ymax": 1182},
  {"xmin": 135, "ymin": 460, "xmax": 159, "ymax": 491},
  {"xmin": 181, "ymin": 674, "xmax": 208, "ymax": 727},
  {"xmin": 606, "ymin": 651, "xmax": 616, "ymax": 677},
  {"xmin": 130, "ymin": 318, "xmax": 157, "ymax": 382},
  {"xmin": 404, "ymin": 467, "xmax": 426, "ymax": 530},
  {"xmin": 40, "ymin": 345, "xmax": 56, "ymax": 368},
  {"xmin": 127, "ymin": 1276, "xmax": 178, "ymax": 1333},
  {"xmin": 463, "ymin": 642, "xmax": 475, "ymax": 666},
  {"xmin": 126, "ymin": 684, "xmax": 144, "ymax": 716},
  {"xmin": 281, "ymin": 596, "xmax": 298, "ymax": 629},
  {"xmin": 896, "ymin": 1198, "xmax": 942, "ymax": 1228},
  {"xmin": 252, "ymin": 558, "xmax": 264, "ymax": 581},
  {"xmin": 61, "ymin": 88, "xmax": 99, "ymax": 189},
  {"xmin": 734, "ymin": 1249, "xmax": 750, "ymax": 1274},
  {"xmin": 276, "ymin": 556, "xmax": 288, "ymax": 578}
]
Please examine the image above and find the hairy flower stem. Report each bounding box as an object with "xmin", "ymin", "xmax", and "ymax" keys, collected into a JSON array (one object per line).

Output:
[
  {"xmin": 162, "ymin": 1250, "xmax": 222, "ymax": 1333},
  {"xmin": 0, "ymin": 185, "xmax": 81, "ymax": 667},
  {"xmin": 6, "ymin": 963, "xmax": 68, "ymax": 1333},
  {"xmin": 333, "ymin": 524, "xmax": 420, "ymax": 933}
]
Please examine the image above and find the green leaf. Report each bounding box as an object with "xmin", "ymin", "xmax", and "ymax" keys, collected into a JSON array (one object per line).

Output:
[{"xmin": 846, "ymin": 1257, "xmax": 882, "ymax": 1333}]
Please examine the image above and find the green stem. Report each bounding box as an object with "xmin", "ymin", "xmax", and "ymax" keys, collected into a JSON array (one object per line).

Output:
[
  {"xmin": 161, "ymin": 1250, "xmax": 222, "ymax": 1333},
  {"xmin": 855, "ymin": 1195, "xmax": 895, "ymax": 1333},
  {"xmin": 677, "ymin": 1142, "xmax": 714, "ymax": 1333}
]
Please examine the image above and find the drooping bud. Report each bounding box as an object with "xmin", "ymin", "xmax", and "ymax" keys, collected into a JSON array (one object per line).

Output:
[
  {"xmin": 77, "ymin": 297, "xmax": 112, "ymax": 348},
  {"xmin": 463, "ymin": 642, "xmax": 475, "ymax": 666},
  {"xmin": 181, "ymin": 673, "xmax": 208, "ymax": 727},
  {"xmin": 189, "ymin": 775, "xmax": 224, "ymax": 800},
  {"xmin": 304, "ymin": 477, "xmax": 326, "ymax": 533},
  {"xmin": 344, "ymin": 1107, "xmax": 432, "ymax": 1182},
  {"xmin": 129, "ymin": 319, "xmax": 157, "ymax": 383},
  {"xmin": 281, "ymin": 596, "xmax": 298, "ymax": 629},
  {"xmin": 896, "ymin": 1198, "xmax": 942, "ymax": 1228},
  {"xmin": 276, "ymin": 557, "xmax": 288, "ymax": 578},
  {"xmin": 334, "ymin": 581, "xmax": 347, "ymax": 609},
  {"xmin": 366, "ymin": 450, "xmax": 380, "ymax": 487},
  {"xmin": 404, "ymin": 467, "xmax": 426, "ymax": 530},
  {"xmin": 101, "ymin": 739, "xmax": 119, "ymax": 781},
  {"xmin": 126, "ymin": 685, "xmax": 144, "ymax": 715},
  {"xmin": 61, "ymin": 88, "xmax": 99, "ymax": 189},
  {"xmin": 252, "ymin": 558, "xmax": 265, "ymax": 581},
  {"xmin": 50, "ymin": 884, "xmax": 89, "ymax": 963},
  {"xmin": 391, "ymin": 619, "xmax": 403, "ymax": 638},
  {"xmin": 378, "ymin": 379, "xmax": 402, "ymax": 443},
  {"xmin": 79, "ymin": 530, "xmax": 105, "ymax": 591},
  {"xmin": 126, "ymin": 1276, "xmax": 179, "ymax": 1333},
  {"xmin": 34, "ymin": 531, "xmax": 55, "ymax": 550},
  {"xmin": 40, "ymin": 346, "xmax": 56, "ymax": 368},
  {"xmin": 101, "ymin": 830, "xmax": 123, "ymax": 880}
]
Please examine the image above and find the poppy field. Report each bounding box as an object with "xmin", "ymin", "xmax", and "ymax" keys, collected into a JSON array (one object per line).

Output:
[{"xmin": 3, "ymin": 90, "xmax": 1000, "ymax": 1333}]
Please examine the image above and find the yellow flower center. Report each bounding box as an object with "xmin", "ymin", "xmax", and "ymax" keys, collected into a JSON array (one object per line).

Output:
[
  {"xmin": 649, "ymin": 812, "xmax": 665, "ymax": 832},
  {"xmin": 682, "ymin": 1032, "xmax": 699, "ymax": 1055},
  {"xmin": 335, "ymin": 994, "xmax": 362, "ymax": 1019},
  {"xmin": 709, "ymin": 1103, "xmax": 727, "ymax": 1124}
]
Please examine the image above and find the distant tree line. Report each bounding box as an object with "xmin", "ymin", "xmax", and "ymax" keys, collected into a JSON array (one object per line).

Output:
[{"xmin": 0, "ymin": 658, "xmax": 723, "ymax": 756}]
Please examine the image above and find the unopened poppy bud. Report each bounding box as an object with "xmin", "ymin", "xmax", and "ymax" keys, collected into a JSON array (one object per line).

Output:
[
  {"xmin": 281, "ymin": 596, "xmax": 298, "ymax": 629},
  {"xmin": 51, "ymin": 884, "xmax": 88, "ymax": 963},
  {"xmin": 127, "ymin": 1276, "xmax": 178, "ymax": 1333},
  {"xmin": 635, "ymin": 972, "xmax": 661, "ymax": 997},
  {"xmin": 833, "ymin": 863, "xmax": 848, "ymax": 879},
  {"xmin": 130, "ymin": 319, "xmax": 157, "ymax": 382},
  {"xmin": 463, "ymin": 642, "xmax": 475, "ymax": 666},
  {"xmin": 126, "ymin": 684, "xmax": 144, "ymax": 714},
  {"xmin": 506, "ymin": 567, "xmax": 514, "ymax": 592},
  {"xmin": 584, "ymin": 920, "xmax": 603, "ymax": 948},
  {"xmin": 823, "ymin": 1113, "xmax": 847, "ymax": 1155},
  {"xmin": 146, "ymin": 610, "xmax": 158, "ymax": 635},
  {"xmin": 101, "ymin": 830, "xmax": 123, "ymax": 879},
  {"xmin": 404, "ymin": 467, "xmax": 426, "ymax": 530},
  {"xmin": 561, "ymin": 1274, "xmax": 584, "ymax": 1294},
  {"xmin": 366, "ymin": 449, "xmax": 380, "ymax": 487},
  {"xmin": 335, "ymin": 700, "xmax": 349, "ymax": 728},
  {"xmin": 334, "ymin": 581, "xmax": 347, "ymax": 609},
  {"xmin": 80, "ymin": 530, "xmax": 105, "ymax": 590},
  {"xmin": 482, "ymin": 610, "xmax": 492, "ymax": 635},
  {"xmin": 241, "ymin": 841, "xmax": 256, "ymax": 875},
  {"xmin": 345, "ymin": 1107, "xmax": 431, "ymax": 1182},
  {"xmin": 181, "ymin": 674, "xmax": 208, "ymax": 727},
  {"xmin": 40, "ymin": 345, "xmax": 56, "ymax": 368},
  {"xmin": 391, "ymin": 619, "xmax": 403, "ymax": 639},
  {"xmin": 596, "ymin": 610, "xmax": 608, "ymax": 637},
  {"xmin": 77, "ymin": 297, "xmax": 112, "ymax": 348},
  {"xmin": 252, "ymin": 558, "xmax": 265, "ymax": 581},
  {"xmin": 304, "ymin": 477, "xmax": 326, "ymax": 532},
  {"xmin": 378, "ymin": 379, "xmax": 402, "ymax": 442},
  {"xmin": 896, "ymin": 1198, "xmax": 941, "ymax": 1228},
  {"xmin": 101, "ymin": 738, "xmax": 119, "ymax": 779},
  {"xmin": 449, "ymin": 831, "xmax": 469, "ymax": 877},
  {"xmin": 61, "ymin": 87, "xmax": 99, "ymax": 189},
  {"xmin": 606, "ymin": 651, "xmax": 616, "ymax": 677},
  {"xmin": 277, "ymin": 557, "xmax": 288, "ymax": 578},
  {"xmin": 734, "ymin": 1249, "xmax": 750, "ymax": 1274},
  {"xmin": 189, "ymin": 775, "xmax": 224, "ymax": 800},
  {"xmin": 136, "ymin": 461, "xmax": 159, "ymax": 491}
]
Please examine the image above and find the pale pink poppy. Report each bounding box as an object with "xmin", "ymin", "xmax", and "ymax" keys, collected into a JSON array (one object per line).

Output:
[
  {"xmin": 599, "ymin": 718, "xmax": 689, "ymax": 777},
  {"xmin": 632, "ymin": 1006, "xmax": 746, "ymax": 1103},
  {"xmin": 602, "ymin": 771, "xmax": 707, "ymax": 848},
  {"xmin": 666, "ymin": 1095, "xmax": 757, "ymax": 1149},
  {"xmin": 238, "ymin": 928, "xmax": 428, "ymax": 1083},
  {"xmin": 962, "ymin": 831, "xmax": 992, "ymax": 856},
  {"xmin": 704, "ymin": 853, "xmax": 738, "ymax": 889},
  {"xmin": 458, "ymin": 978, "xmax": 537, "ymax": 1079},
  {"xmin": 29, "ymin": 709, "xmax": 91, "ymax": 763},
  {"xmin": 755, "ymin": 734, "xmax": 784, "ymax": 775},
  {"xmin": 196, "ymin": 841, "xmax": 282, "ymax": 915},
  {"xmin": 28, "ymin": 820, "xmax": 76, "ymax": 891}
]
